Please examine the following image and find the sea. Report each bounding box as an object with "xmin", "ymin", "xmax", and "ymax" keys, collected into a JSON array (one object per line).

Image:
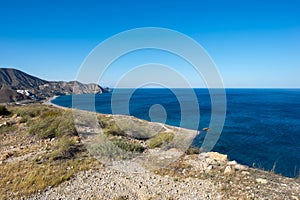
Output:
[{"xmin": 52, "ymin": 88, "xmax": 300, "ymax": 178}]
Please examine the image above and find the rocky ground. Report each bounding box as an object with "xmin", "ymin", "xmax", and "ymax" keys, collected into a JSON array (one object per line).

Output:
[
  {"xmin": 1, "ymin": 104, "xmax": 300, "ymax": 200},
  {"xmin": 29, "ymin": 152, "xmax": 300, "ymax": 200}
]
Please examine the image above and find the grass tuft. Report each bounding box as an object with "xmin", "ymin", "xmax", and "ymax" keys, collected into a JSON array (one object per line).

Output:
[
  {"xmin": 111, "ymin": 138, "xmax": 144, "ymax": 153},
  {"xmin": 28, "ymin": 109, "xmax": 77, "ymax": 139},
  {"xmin": 148, "ymin": 132, "xmax": 174, "ymax": 149}
]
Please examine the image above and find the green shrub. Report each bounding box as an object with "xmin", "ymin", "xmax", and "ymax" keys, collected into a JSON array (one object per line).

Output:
[
  {"xmin": 111, "ymin": 138, "xmax": 144, "ymax": 153},
  {"xmin": 0, "ymin": 105, "xmax": 10, "ymax": 116},
  {"xmin": 148, "ymin": 132, "xmax": 174, "ymax": 149}
]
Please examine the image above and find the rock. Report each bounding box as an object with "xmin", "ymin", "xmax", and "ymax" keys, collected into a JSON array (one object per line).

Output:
[
  {"xmin": 227, "ymin": 160, "xmax": 237, "ymax": 165},
  {"xmin": 234, "ymin": 164, "xmax": 248, "ymax": 171},
  {"xmin": 74, "ymin": 136, "xmax": 80, "ymax": 143},
  {"xmin": 205, "ymin": 157, "xmax": 216, "ymax": 165},
  {"xmin": 205, "ymin": 165, "xmax": 213, "ymax": 173},
  {"xmin": 0, "ymin": 152, "xmax": 13, "ymax": 161},
  {"xmin": 256, "ymin": 178, "xmax": 268, "ymax": 184},
  {"xmin": 241, "ymin": 171, "xmax": 250, "ymax": 175},
  {"xmin": 206, "ymin": 152, "xmax": 228, "ymax": 162},
  {"xmin": 11, "ymin": 114, "xmax": 18, "ymax": 119},
  {"xmin": 291, "ymin": 195, "xmax": 299, "ymax": 200},
  {"xmin": 224, "ymin": 166, "xmax": 233, "ymax": 174}
]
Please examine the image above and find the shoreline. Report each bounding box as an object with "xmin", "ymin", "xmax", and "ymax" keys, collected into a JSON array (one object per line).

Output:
[
  {"xmin": 43, "ymin": 95, "xmax": 299, "ymax": 179},
  {"xmin": 43, "ymin": 95, "xmax": 69, "ymax": 110},
  {"xmin": 43, "ymin": 95, "xmax": 58, "ymax": 105},
  {"xmin": 2, "ymin": 103, "xmax": 300, "ymax": 199}
]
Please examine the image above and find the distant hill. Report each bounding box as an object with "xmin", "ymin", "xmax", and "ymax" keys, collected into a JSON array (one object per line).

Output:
[{"xmin": 0, "ymin": 68, "xmax": 107, "ymax": 103}]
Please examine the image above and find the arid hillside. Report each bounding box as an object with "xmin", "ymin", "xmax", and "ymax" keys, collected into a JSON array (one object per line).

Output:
[
  {"xmin": 0, "ymin": 68, "xmax": 107, "ymax": 103},
  {"xmin": 0, "ymin": 105, "xmax": 299, "ymax": 199}
]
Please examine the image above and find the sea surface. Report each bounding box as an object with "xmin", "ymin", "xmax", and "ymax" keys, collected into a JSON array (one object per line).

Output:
[{"xmin": 52, "ymin": 89, "xmax": 300, "ymax": 178}]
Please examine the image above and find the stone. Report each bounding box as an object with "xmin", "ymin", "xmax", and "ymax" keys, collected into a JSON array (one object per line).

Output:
[
  {"xmin": 224, "ymin": 166, "xmax": 233, "ymax": 174},
  {"xmin": 256, "ymin": 178, "xmax": 268, "ymax": 184},
  {"xmin": 227, "ymin": 160, "xmax": 237, "ymax": 165},
  {"xmin": 291, "ymin": 195, "xmax": 299, "ymax": 200},
  {"xmin": 0, "ymin": 152, "xmax": 13, "ymax": 161},
  {"xmin": 241, "ymin": 171, "xmax": 250, "ymax": 175},
  {"xmin": 205, "ymin": 165, "xmax": 213, "ymax": 173},
  {"xmin": 234, "ymin": 164, "xmax": 248, "ymax": 171},
  {"xmin": 207, "ymin": 152, "xmax": 228, "ymax": 162}
]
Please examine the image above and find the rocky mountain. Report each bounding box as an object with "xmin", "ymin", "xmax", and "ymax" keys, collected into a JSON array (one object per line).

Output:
[{"xmin": 0, "ymin": 68, "xmax": 107, "ymax": 103}]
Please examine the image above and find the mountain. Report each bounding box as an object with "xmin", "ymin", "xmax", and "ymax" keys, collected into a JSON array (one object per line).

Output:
[{"xmin": 0, "ymin": 68, "xmax": 107, "ymax": 103}]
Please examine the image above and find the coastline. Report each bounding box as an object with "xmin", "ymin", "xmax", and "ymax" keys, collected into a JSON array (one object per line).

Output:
[
  {"xmin": 43, "ymin": 95, "xmax": 58, "ymax": 105},
  {"xmin": 43, "ymin": 93, "xmax": 300, "ymax": 178},
  {"xmin": 1, "ymin": 102, "xmax": 299, "ymax": 199},
  {"xmin": 43, "ymin": 95, "xmax": 69, "ymax": 110}
]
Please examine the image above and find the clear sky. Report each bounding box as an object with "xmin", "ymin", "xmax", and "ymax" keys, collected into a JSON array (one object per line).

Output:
[{"xmin": 0, "ymin": 0, "xmax": 299, "ymax": 88}]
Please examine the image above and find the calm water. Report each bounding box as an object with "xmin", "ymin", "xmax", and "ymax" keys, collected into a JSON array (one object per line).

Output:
[{"xmin": 52, "ymin": 89, "xmax": 300, "ymax": 177}]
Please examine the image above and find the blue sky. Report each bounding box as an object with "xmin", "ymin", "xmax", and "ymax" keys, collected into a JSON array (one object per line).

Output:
[{"xmin": 0, "ymin": 0, "xmax": 299, "ymax": 88}]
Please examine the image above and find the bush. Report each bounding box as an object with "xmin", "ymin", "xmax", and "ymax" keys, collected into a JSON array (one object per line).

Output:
[
  {"xmin": 0, "ymin": 105, "xmax": 10, "ymax": 116},
  {"xmin": 111, "ymin": 138, "xmax": 144, "ymax": 153},
  {"xmin": 148, "ymin": 132, "xmax": 174, "ymax": 149}
]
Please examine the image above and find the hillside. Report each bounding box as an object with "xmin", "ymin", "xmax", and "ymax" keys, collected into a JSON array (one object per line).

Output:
[
  {"xmin": 0, "ymin": 68, "xmax": 107, "ymax": 103},
  {"xmin": 0, "ymin": 105, "xmax": 299, "ymax": 199}
]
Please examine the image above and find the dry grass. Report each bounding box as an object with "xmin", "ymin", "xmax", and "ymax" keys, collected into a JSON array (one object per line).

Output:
[
  {"xmin": 28, "ymin": 109, "xmax": 77, "ymax": 139},
  {"xmin": 0, "ymin": 156, "xmax": 100, "ymax": 198},
  {"xmin": 148, "ymin": 132, "xmax": 174, "ymax": 149},
  {"xmin": 0, "ymin": 105, "xmax": 102, "ymax": 199}
]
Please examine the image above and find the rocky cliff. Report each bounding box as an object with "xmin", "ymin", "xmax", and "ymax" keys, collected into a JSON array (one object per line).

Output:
[{"xmin": 0, "ymin": 68, "xmax": 107, "ymax": 103}]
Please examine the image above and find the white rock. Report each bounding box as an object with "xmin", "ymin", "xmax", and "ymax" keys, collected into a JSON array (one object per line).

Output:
[
  {"xmin": 291, "ymin": 195, "xmax": 299, "ymax": 200},
  {"xmin": 256, "ymin": 178, "xmax": 268, "ymax": 184},
  {"xmin": 234, "ymin": 164, "xmax": 248, "ymax": 171},
  {"xmin": 227, "ymin": 160, "xmax": 237, "ymax": 165},
  {"xmin": 224, "ymin": 166, "xmax": 233, "ymax": 174},
  {"xmin": 205, "ymin": 165, "xmax": 213, "ymax": 173},
  {"xmin": 206, "ymin": 152, "xmax": 228, "ymax": 162},
  {"xmin": 241, "ymin": 171, "xmax": 250, "ymax": 175}
]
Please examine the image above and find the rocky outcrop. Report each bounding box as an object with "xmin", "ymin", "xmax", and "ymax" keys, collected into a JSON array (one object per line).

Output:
[{"xmin": 0, "ymin": 68, "xmax": 108, "ymax": 103}]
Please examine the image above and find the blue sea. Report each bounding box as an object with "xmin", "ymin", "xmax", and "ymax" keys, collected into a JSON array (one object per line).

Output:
[{"xmin": 52, "ymin": 89, "xmax": 300, "ymax": 178}]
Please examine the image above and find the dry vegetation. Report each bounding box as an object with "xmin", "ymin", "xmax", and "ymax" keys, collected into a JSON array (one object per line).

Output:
[
  {"xmin": 0, "ymin": 105, "xmax": 101, "ymax": 199},
  {"xmin": 148, "ymin": 131, "xmax": 174, "ymax": 149},
  {"xmin": 0, "ymin": 104, "xmax": 177, "ymax": 199}
]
